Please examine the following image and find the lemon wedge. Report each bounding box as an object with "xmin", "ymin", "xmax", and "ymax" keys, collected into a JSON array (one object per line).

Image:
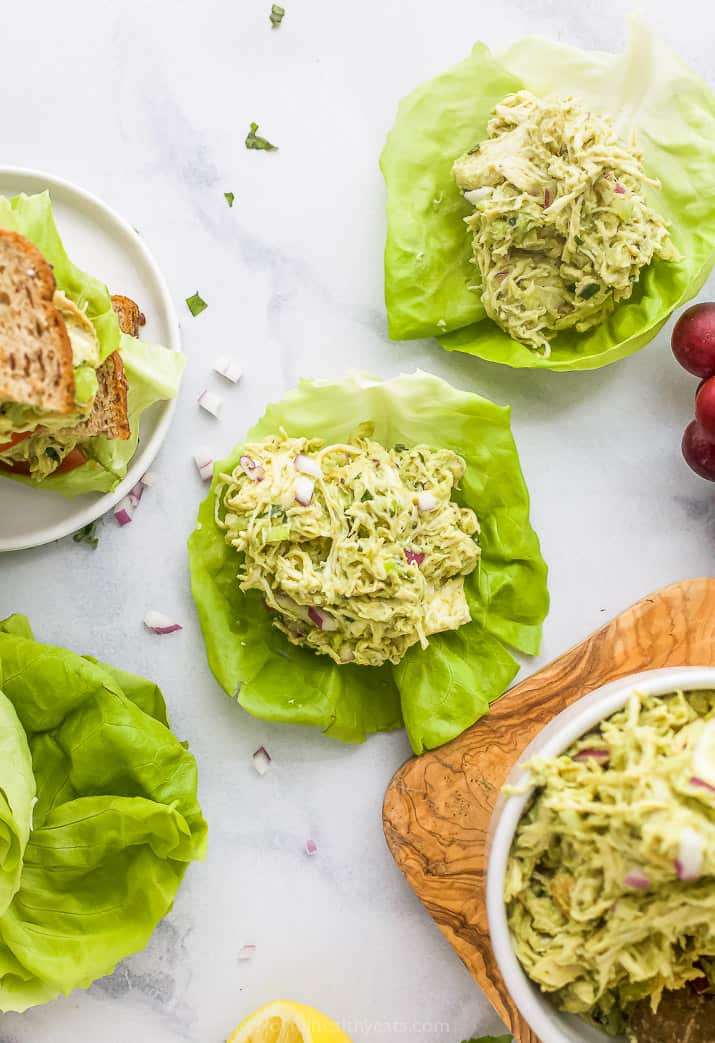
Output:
[{"xmin": 227, "ymin": 1001, "xmax": 352, "ymax": 1043}]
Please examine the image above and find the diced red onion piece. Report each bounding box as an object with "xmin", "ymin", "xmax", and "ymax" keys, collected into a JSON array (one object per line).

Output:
[
  {"xmin": 113, "ymin": 496, "xmax": 134, "ymax": 526},
  {"xmin": 417, "ymin": 491, "xmax": 437, "ymax": 512},
  {"xmin": 143, "ymin": 610, "xmax": 183, "ymax": 635},
  {"xmin": 295, "ymin": 476, "xmax": 315, "ymax": 505},
  {"xmin": 691, "ymin": 977, "xmax": 710, "ymax": 995},
  {"xmin": 128, "ymin": 480, "xmax": 145, "ymax": 508},
  {"xmin": 305, "ymin": 838, "xmax": 318, "ymax": 856},
  {"xmin": 624, "ymin": 869, "xmax": 650, "ymax": 889},
  {"xmin": 307, "ymin": 606, "xmax": 338, "ymax": 631},
  {"xmin": 198, "ymin": 389, "xmax": 223, "ymax": 418},
  {"xmin": 691, "ymin": 776, "xmax": 715, "ymax": 794},
  {"xmin": 238, "ymin": 944, "xmax": 256, "ymax": 961},
  {"xmin": 294, "ymin": 454, "xmax": 322, "ymax": 478},
  {"xmin": 404, "ymin": 549, "xmax": 425, "ymax": 567},
  {"xmin": 615, "ymin": 183, "xmax": 626, "ymax": 194},
  {"xmin": 194, "ymin": 447, "xmax": 214, "ymax": 481},
  {"xmin": 573, "ymin": 748, "xmax": 610, "ymax": 763},
  {"xmin": 213, "ymin": 355, "xmax": 243, "ymax": 383},
  {"xmin": 676, "ymin": 828, "xmax": 703, "ymax": 881},
  {"xmin": 252, "ymin": 746, "xmax": 271, "ymax": 776},
  {"xmin": 240, "ymin": 456, "xmax": 264, "ymax": 482}
]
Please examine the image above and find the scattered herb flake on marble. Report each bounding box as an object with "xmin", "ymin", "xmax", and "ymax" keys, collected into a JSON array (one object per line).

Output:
[
  {"xmin": 224, "ymin": 191, "xmax": 235, "ymax": 208},
  {"xmin": 186, "ymin": 292, "xmax": 208, "ymax": 317},
  {"xmin": 245, "ymin": 122, "xmax": 278, "ymax": 151},
  {"xmin": 73, "ymin": 521, "xmax": 99, "ymax": 548},
  {"xmin": 270, "ymin": 4, "xmax": 285, "ymax": 28},
  {"xmin": 238, "ymin": 943, "xmax": 256, "ymax": 961}
]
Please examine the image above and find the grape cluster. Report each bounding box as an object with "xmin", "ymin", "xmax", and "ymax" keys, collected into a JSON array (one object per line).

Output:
[{"xmin": 672, "ymin": 303, "xmax": 715, "ymax": 480}]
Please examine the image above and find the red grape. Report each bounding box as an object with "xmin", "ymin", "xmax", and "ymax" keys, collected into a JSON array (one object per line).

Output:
[
  {"xmin": 695, "ymin": 377, "xmax": 715, "ymax": 442},
  {"xmin": 672, "ymin": 303, "xmax": 715, "ymax": 377},
  {"xmin": 682, "ymin": 420, "xmax": 715, "ymax": 480}
]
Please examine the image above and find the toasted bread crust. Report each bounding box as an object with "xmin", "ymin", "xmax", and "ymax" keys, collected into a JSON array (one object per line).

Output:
[
  {"xmin": 64, "ymin": 294, "xmax": 141, "ymax": 442},
  {"xmin": 0, "ymin": 229, "xmax": 75, "ymax": 413},
  {"xmin": 66, "ymin": 352, "xmax": 130, "ymax": 440},
  {"xmin": 111, "ymin": 294, "xmax": 143, "ymax": 338}
]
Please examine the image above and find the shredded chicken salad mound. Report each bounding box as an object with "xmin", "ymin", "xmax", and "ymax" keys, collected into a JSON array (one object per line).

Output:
[
  {"xmin": 215, "ymin": 429, "xmax": 480, "ymax": 667},
  {"xmin": 505, "ymin": 689, "xmax": 715, "ymax": 1037},
  {"xmin": 453, "ymin": 91, "xmax": 677, "ymax": 355}
]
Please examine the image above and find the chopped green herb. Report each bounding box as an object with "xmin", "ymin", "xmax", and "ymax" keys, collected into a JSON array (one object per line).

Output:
[
  {"xmin": 186, "ymin": 292, "xmax": 208, "ymax": 317},
  {"xmin": 393, "ymin": 443, "xmax": 408, "ymax": 452},
  {"xmin": 224, "ymin": 191, "xmax": 235, "ymax": 208},
  {"xmin": 460, "ymin": 1036, "xmax": 513, "ymax": 1043},
  {"xmin": 245, "ymin": 122, "xmax": 278, "ymax": 152},
  {"xmin": 45, "ymin": 447, "xmax": 60, "ymax": 463},
  {"xmin": 269, "ymin": 3, "xmax": 285, "ymax": 28},
  {"xmin": 360, "ymin": 489, "xmax": 374, "ymax": 502},
  {"xmin": 73, "ymin": 521, "xmax": 99, "ymax": 548},
  {"xmin": 262, "ymin": 523, "xmax": 291, "ymax": 544},
  {"xmin": 467, "ymin": 143, "xmax": 481, "ymax": 155},
  {"xmin": 579, "ymin": 283, "xmax": 600, "ymax": 300}
]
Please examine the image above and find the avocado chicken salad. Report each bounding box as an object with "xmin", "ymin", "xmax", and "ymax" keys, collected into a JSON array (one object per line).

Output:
[
  {"xmin": 189, "ymin": 371, "xmax": 548, "ymax": 753},
  {"xmin": 216, "ymin": 430, "xmax": 480, "ymax": 667},
  {"xmin": 505, "ymin": 689, "xmax": 715, "ymax": 1038},
  {"xmin": 453, "ymin": 91, "xmax": 676, "ymax": 355},
  {"xmin": 381, "ymin": 23, "xmax": 715, "ymax": 369}
]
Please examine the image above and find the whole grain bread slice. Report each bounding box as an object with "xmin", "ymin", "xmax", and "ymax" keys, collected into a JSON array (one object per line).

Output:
[
  {"xmin": 110, "ymin": 294, "xmax": 144, "ymax": 338},
  {"xmin": 0, "ymin": 229, "xmax": 75, "ymax": 413},
  {"xmin": 62, "ymin": 294, "xmax": 140, "ymax": 441}
]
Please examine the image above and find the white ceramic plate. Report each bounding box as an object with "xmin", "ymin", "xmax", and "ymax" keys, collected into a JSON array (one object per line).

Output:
[{"xmin": 0, "ymin": 168, "xmax": 180, "ymax": 552}]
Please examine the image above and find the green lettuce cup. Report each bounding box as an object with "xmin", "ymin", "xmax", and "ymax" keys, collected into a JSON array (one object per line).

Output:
[
  {"xmin": 0, "ymin": 614, "xmax": 207, "ymax": 1012},
  {"xmin": 381, "ymin": 19, "xmax": 715, "ymax": 370},
  {"xmin": 188, "ymin": 371, "xmax": 549, "ymax": 753}
]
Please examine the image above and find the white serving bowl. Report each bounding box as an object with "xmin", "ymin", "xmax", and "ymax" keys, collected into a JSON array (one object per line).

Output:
[{"xmin": 486, "ymin": 666, "xmax": 715, "ymax": 1043}]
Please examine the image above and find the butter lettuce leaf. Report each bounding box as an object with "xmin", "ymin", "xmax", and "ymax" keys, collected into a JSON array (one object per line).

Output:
[
  {"xmin": 188, "ymin": 371, "xmax": 548, "ymax": 753},
  {"xmin": 0, "ymin": 615, "xmax": 207, "ymax": 1012},
  {"xmin": 381, "ymin": 20, "xmax": 715, "ymax": 370}
]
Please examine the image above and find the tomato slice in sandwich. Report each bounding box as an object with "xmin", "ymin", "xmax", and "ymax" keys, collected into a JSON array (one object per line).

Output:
[
  {"xmin": 0, "ymin": 430, "xmax": 32, "ymax": 453},
  {"xmin": 0, "ymin": 446, "xmax": 87, "ymax": 476}
]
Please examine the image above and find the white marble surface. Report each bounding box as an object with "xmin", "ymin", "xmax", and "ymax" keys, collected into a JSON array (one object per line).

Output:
[{"xmin": 1, "ymin": 1, "xmax": 714, "ymax": 1040}]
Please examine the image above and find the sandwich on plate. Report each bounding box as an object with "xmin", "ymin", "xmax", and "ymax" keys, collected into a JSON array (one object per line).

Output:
[{"xmin": 0, "ymin": 192, "xmax": 184, "ymax": 494}]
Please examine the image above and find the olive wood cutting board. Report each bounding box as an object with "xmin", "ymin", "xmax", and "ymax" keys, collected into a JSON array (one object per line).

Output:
[{"xmin": 382, "ymin": 578, "xmax": 715, "ymax": 1043}]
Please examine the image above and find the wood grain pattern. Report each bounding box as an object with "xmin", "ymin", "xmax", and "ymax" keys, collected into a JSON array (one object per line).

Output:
[{"xmin": 383, "ymin": 579, "xmax": 715, "ymax": 1043}]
